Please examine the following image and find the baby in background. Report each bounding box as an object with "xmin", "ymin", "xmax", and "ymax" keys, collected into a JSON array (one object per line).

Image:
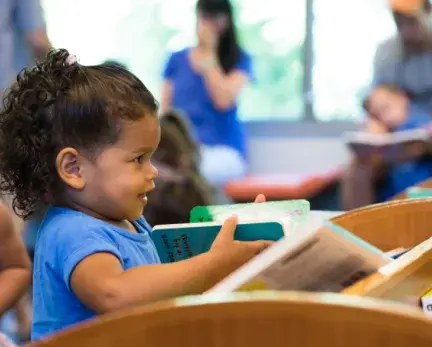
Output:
[
  {"xmin": 361, "ymin": 84, "xmax": 432, "ymax": 201},
  {"xmin": 362, "ymin": 84, "xmax": 431, "ymax": 133}
]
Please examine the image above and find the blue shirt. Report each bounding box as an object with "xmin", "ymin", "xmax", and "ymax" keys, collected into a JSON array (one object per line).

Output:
[
  {"xmin": 0, "ymin": 0, "xmax": 45, "ymax": 92},
  {"xmin": 378, "ymin": 107, "xmax": 432, "ymax": 201},
  {"xmin": 31, "ymin": 207, "xmax": 160, "ymax": 341},
  {"xmin": 163, "ymin": 48, "xmax": 253, "ymax": 158}
]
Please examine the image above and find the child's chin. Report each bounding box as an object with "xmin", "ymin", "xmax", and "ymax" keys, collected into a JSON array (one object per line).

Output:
[{"xmin": 128, "ymin": 208, "xmax": 144, "ymax": 221}]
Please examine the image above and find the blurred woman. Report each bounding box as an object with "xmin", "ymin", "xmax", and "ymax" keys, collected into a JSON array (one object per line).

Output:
[{"xmin": 161, "ymin": 0, "xmax": 253, "ymax": 187}]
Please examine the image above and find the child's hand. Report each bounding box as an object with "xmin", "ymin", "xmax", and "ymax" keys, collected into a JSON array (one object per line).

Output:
[
  {"xmin": 254, "ymin": 194, "xmax": 266, "ymax": 203},
  {"xmin": 210, "ymin": 216, "xmax": 273, "ymax": 267}
]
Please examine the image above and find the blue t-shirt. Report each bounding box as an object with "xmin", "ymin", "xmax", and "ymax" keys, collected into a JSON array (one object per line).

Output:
[
  {"xmin": 31, "ymin": 207, "xmax": 160, "ymax": 341},
  {"xmin": 163, "ymin": 48, "xmax": 253, "ymax": 158},
  {"xmin": 378, "ymin": 106, "xmax": 432, "ymax": 201}
]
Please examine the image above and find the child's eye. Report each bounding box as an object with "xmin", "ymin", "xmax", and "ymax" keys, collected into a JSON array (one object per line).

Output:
[
  {"xmin": 134, "ymin": 153, "xmax": 153, "ymax": 164},
  {"xmin": 134, "ymin": 155, "xmax": 144, "ymax": 164}
]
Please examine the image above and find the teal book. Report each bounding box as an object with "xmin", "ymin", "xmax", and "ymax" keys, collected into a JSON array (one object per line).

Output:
[
  {"xmin": 407, "ymin": 187, "xmax": 432, "ymax": 199},
  {"xmin": 190, "ymin": 200, "xmax": 310, "ymax": 229},
  {"xmin": 151, "ymin": 220, "xmax": 287, "ymax": 263}
]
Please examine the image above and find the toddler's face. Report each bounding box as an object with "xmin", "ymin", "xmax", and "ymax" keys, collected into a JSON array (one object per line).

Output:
[
  {"xmin": 81, "ymin": 115, "xmax": 160, "ymax": 222},
  {"xmin": 368, "ymin": 88, "xmax": 408, "ymax": 130}
]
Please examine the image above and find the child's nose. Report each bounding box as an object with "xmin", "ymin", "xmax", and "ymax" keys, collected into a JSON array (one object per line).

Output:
[{"xmin": 149, "ymin": 163, "xmax": 158, "ymax": 180}]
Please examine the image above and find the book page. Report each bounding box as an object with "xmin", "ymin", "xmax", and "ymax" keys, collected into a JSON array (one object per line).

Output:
[
  {"xmin": 209, "ymin": 221, "xmax": 389, "ymax": 293},
  {"xmin": 244, "ymin": 231, "xmax": 385, "ymax": 292}
]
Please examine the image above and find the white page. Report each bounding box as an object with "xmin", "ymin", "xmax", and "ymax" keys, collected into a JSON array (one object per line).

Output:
[{"xmin": 209, "ymin": 220, "xmax": 390, "ymax": 293}]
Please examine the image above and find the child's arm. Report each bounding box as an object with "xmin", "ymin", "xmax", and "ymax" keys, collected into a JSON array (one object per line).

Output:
[
  {"xmin": 0, "ymin": 203, "xmax": 32, "ymax": 315},
  {"xmin": 70, "ymin": 216, "xmax": 271, "ymax": 314}
]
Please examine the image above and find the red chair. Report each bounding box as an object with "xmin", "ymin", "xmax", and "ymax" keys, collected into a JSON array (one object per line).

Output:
[{"xmin": 224, "ymin": 169, "xmax": 342, "ymax": 202}]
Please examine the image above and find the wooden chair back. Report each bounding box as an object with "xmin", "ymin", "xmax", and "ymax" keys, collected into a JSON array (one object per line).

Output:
[
  {"xmin": 331, "ymin": 199, "xmax": 432, "ymax": 251},
  {"xmin": 30, "ymin": 292, "xmax": 432, "ymax": 347}
]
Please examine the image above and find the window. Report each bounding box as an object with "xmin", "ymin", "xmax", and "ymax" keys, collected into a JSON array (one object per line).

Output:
[
  {"xmin": 42, "ymin": 0, "xmax": 395, "ymax": 122},
  {"xmin": 312, "ymin": 0, "xmax": 395, "ymax": 121},
  {"xmin": 235, "ymin": 1, "xmax": 305, "ymax": 121}
]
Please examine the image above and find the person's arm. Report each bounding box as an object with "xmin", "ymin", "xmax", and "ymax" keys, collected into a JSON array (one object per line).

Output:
[
  {"xmin": 372, "ymin": 39, "xmax": 398, "ymax": 87},
  {"xmin": 160, "ymin": 52, "xmax": 177, "ymax": 113},
  {"xmin": 70, "ymin": 216, "xmax": 270, "ymax": 314},
  {"xmin": 197, "ymin": 22, "xmax": 251, "ymax": 111},
  {"xmin": 0, "ymin": 203, "xmax": 32, "ymax": 315},
  {"xmin": 200, "ymin": 58, "xmax": 249, "ymax": 111},
  {"xmin": 15, "ymin": 0, "xmax": 52, "ymax": 61},
  {"xmin": 160, "ymin": 80, "xmax": 173, "ymax": 112}
]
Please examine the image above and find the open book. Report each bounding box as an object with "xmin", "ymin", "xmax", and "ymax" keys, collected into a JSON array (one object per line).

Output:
[
  {"xmin": 343, "ymin": 128, "xmax": 431, "ymax": 156},
  {"xmin": 206, "ymin": 218, "xmax": 391, "ymax": 293}
]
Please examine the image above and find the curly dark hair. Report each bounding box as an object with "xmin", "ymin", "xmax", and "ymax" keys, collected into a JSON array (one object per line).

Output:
[{"xmin": 0, "ymin": 49, "xmax": 158, "ymax": 219}]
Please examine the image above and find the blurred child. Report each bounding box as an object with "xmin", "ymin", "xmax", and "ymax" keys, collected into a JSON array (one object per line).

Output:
[
  {"xmin": 0, "ymin": 49, "xmax": 270, "ymax": 341},
  {"xmin": 144, "ymin": 109, "xmax": 215, "ymax": 226},
  {"xmin": 363, "ymin": 84, "xmax": 431, "ymax": 132},
  {"xmin": 362, "ymin": 84, "xmax": 432, "ymax": 200}
]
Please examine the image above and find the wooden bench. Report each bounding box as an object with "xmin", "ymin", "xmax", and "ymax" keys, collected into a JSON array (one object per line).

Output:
[
  {"xmin": 29, "ymin": 292, "xmax": 432, "ymax": 347},
  {"xmin": 331, "ymin": 198, "xmax": 432, "ymax": 251}
]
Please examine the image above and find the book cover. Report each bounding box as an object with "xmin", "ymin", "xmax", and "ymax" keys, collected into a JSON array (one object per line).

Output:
[
  {"xmin": 152, "ymin": 221, "xmax": 286, "ymax": 263},
  {"xmin": 190, "ymin": 200, "xmax": 310, "ymax": 229}
]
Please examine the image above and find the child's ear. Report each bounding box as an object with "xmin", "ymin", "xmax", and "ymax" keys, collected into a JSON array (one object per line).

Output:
[{"xmin": 56, "ymin": 147, "xmax": 86, "ymax": 190}]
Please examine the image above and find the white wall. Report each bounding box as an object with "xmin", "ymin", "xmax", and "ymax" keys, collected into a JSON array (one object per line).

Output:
[{"xmin": 247, "ymin": 137, "xmax": 351, "ymax": 175}]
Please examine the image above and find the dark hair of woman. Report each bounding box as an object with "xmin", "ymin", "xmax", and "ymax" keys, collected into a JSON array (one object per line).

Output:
[{"xmin": 196, "ymin": 0, "xmax": 241, "ymax": 73}]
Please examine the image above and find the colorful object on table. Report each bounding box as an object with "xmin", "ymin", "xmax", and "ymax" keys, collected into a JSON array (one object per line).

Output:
[
  {"xmin": 190, "ymin": 199, "xmax": 309, "ymax": 226},
  {"xmin": 152, "ymin": 220, "xmax": 286, "ymax": 263},
  {"xmin": 407, "ymin": 187, "xmax": 432, "ymax": 199}
]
